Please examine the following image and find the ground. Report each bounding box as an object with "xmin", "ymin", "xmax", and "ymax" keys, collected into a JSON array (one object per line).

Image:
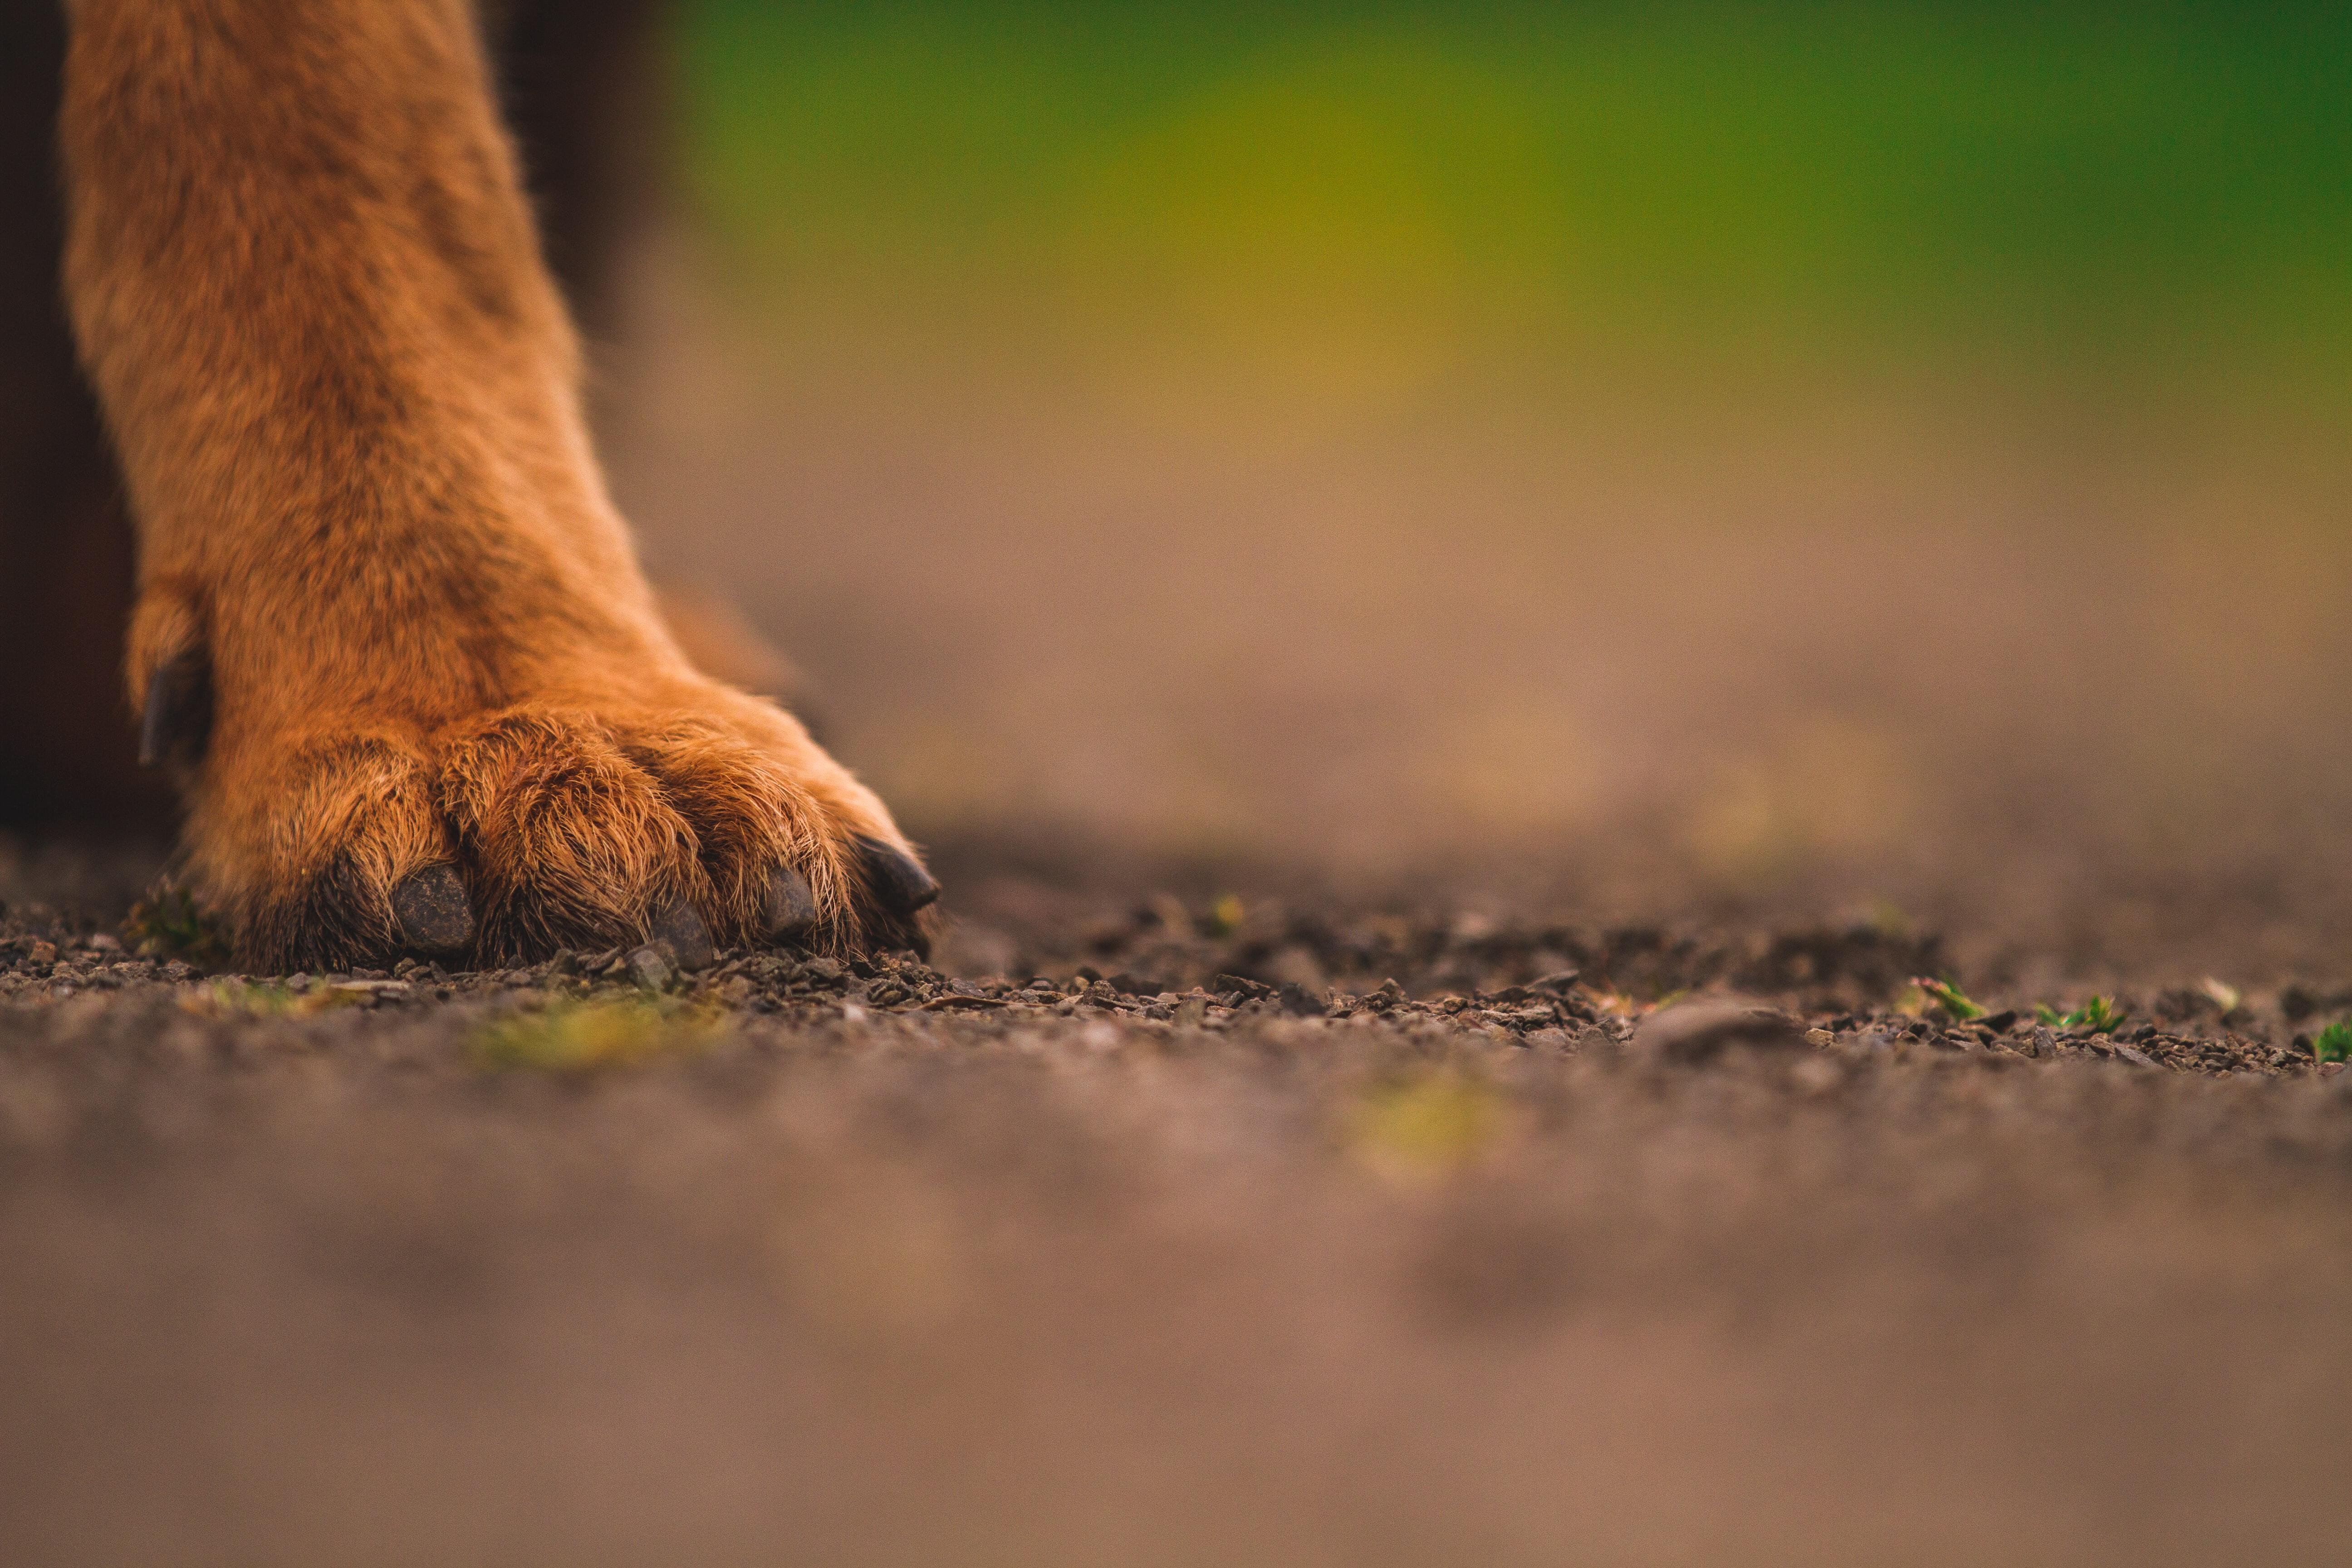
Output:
[
  {"xmin": 5, "ymin": 832, "xmax": 2352, "ymax": 1568},
  {"xmin": 15, "ymin": 181, "xmax": 2352, "ymax": 1564}
]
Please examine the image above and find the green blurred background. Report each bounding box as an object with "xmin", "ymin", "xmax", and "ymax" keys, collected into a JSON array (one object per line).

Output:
[
  {"xmin": 612, "ymin": 1, "xmax": 2352, "ymax": 948},
  {"xmin": 675, "ymin": 0, "xmax": 2352, "ymax": 415}
]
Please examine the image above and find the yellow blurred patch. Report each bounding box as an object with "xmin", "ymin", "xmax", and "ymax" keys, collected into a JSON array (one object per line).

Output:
[
  {"xmin": 180, "ymin": 980, "xmax": 368, "ymax": 1019},
  {"xmin": 1348, "ymin": 1072, "xmax": 1505, "ymax": 1181},
  {"xmin": 1061, "ymin": 53, "xmax": 1540, "ymax": 425},
  {"xmin": 472, "ymin": 1002, "xmax": 719, "ymax": 1073}
]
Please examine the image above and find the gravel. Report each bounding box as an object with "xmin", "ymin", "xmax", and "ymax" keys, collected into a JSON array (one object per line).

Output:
[{"xmin": 5, "ymin": 858, "xmax": 2352, "ymax": 1566}]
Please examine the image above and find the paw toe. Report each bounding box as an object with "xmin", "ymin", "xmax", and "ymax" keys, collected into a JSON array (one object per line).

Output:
[
  {"xmin": 856, "ymin": 836, "xmax": 940, "ymax": 916},
  {"xmin": 648, "ymin": 901, "xmax": 715, "ymax": 972},
  {"xmin": 390, "ymin": 865, "xmax": 475, "ymax": 958},
  {"xmin": 440, "ymin": 711, "xmax": 702, "ymax": 964},
  {"xmin": 763, "ymin": 866, "xmax": 818, "ymax": 942}
]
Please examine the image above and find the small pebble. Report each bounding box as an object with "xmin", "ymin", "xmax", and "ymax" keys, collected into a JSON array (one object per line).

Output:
[
  {"xmin": 626, "ymin": 946, "xmax": 674, "ymax": 992},
  {"xmin": 1634, "ymin": 998, "xmax": 1804, "ymax": 1064}
]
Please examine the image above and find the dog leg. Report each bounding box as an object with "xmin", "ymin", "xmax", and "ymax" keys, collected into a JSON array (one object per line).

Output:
[{"xmin": 60, "ymin": 0, "xmax": 932, "ymax": 969}]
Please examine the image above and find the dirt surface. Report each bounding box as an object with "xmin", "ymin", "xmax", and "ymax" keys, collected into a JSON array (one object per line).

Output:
[
  {"xmin": 7, "ymin": 839, "xmax": 2352, "ymax": 1568},
  {"xmin": 13, "ymin": 230, "xmax": 2352, "ymax": 1565}
]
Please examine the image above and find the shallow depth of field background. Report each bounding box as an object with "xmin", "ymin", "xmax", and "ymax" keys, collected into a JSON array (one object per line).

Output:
[
  {"xmin": 13, "ymin": 17, "xmax": 2352, "ymax": 1562},
  {"xmin": 608, "ymin": 1, "xmax": 2352, "ymax": 956}
]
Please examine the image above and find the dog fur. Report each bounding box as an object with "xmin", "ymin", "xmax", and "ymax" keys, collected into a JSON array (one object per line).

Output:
[{"xmin": 9, "ymin": 0, "xmax": 933, "ymax": 969}]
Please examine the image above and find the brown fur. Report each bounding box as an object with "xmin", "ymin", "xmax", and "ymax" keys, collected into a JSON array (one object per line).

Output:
[{"xmin": 46, "ymin": 0, "xmax": 930, "ymax": 970}]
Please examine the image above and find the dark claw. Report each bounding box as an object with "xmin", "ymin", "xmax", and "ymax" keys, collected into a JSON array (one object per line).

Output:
[
  {"xmin": 391, "ymin": 865, "xmax": 474, "ymax": 957},
  {"xmin": 856, "ymin": 836, "xmax": 940, "ymax": 915},
  {"xmin": 763, "ymin": 867, "xmax": 818, "ymax": 941},
  {"xmin": 137, "ymin": 650, "xmax": 213, "ymax": 768},
  {"xmin": 649, "ymin": 902, "xmax": 715, "ymax": 971}
]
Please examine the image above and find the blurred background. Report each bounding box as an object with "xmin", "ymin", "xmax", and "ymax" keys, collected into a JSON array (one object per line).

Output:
[
  {"xmin": 597, "ymin": 0, "xmax": 2352, "ymax": 967},
  {"xmin": 15, "ymin": 15, "xmax": 2352, "ymax": 1562}
]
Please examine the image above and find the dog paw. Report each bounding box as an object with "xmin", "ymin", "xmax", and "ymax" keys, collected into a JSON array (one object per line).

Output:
[{"xmin": 168, "ymin": 687, "xmax": 935, "ymax": 974}]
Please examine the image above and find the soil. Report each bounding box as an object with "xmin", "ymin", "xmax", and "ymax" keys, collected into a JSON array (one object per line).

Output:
[
  {"xmin": 6, "ymin": 838, "xmax": 2352, "ymax": 1568},
  {"xmin": 14, "ymin": 268, "xmax": 2352, "ymax": 1567}
]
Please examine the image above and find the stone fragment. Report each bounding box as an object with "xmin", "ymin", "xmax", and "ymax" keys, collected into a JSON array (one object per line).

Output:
[
  {"xmin": 626, "ymin": 945, "xmax": 674, "ymax": 992},
  {"xmin": 1277, "ymin": 981, "xmax": 1328, "ymax": 1017},
  {"xmin": 1632, "ymin": 997, "xmax": 1804, "ymax": 1063}
]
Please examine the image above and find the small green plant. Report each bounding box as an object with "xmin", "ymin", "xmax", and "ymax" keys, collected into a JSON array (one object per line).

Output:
[
  {"xmin": 2036, "ymin": 995, "xmax": 2126, "ymax": 1034},
  {"xmin": 123, "ymin": 884, "xmax": 233, "ymax": 969},
  {"xmin": 2313, "ymin": 1020, "xmax": 2352, "ymax": 1066},
  {"xmin": 2078, "ymin": 995, "xmax": 2126, "ymax": 1034},
  {"xmin": 1911, "ymin": 975, "xmax": 1985, "ymax": 1021}
]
